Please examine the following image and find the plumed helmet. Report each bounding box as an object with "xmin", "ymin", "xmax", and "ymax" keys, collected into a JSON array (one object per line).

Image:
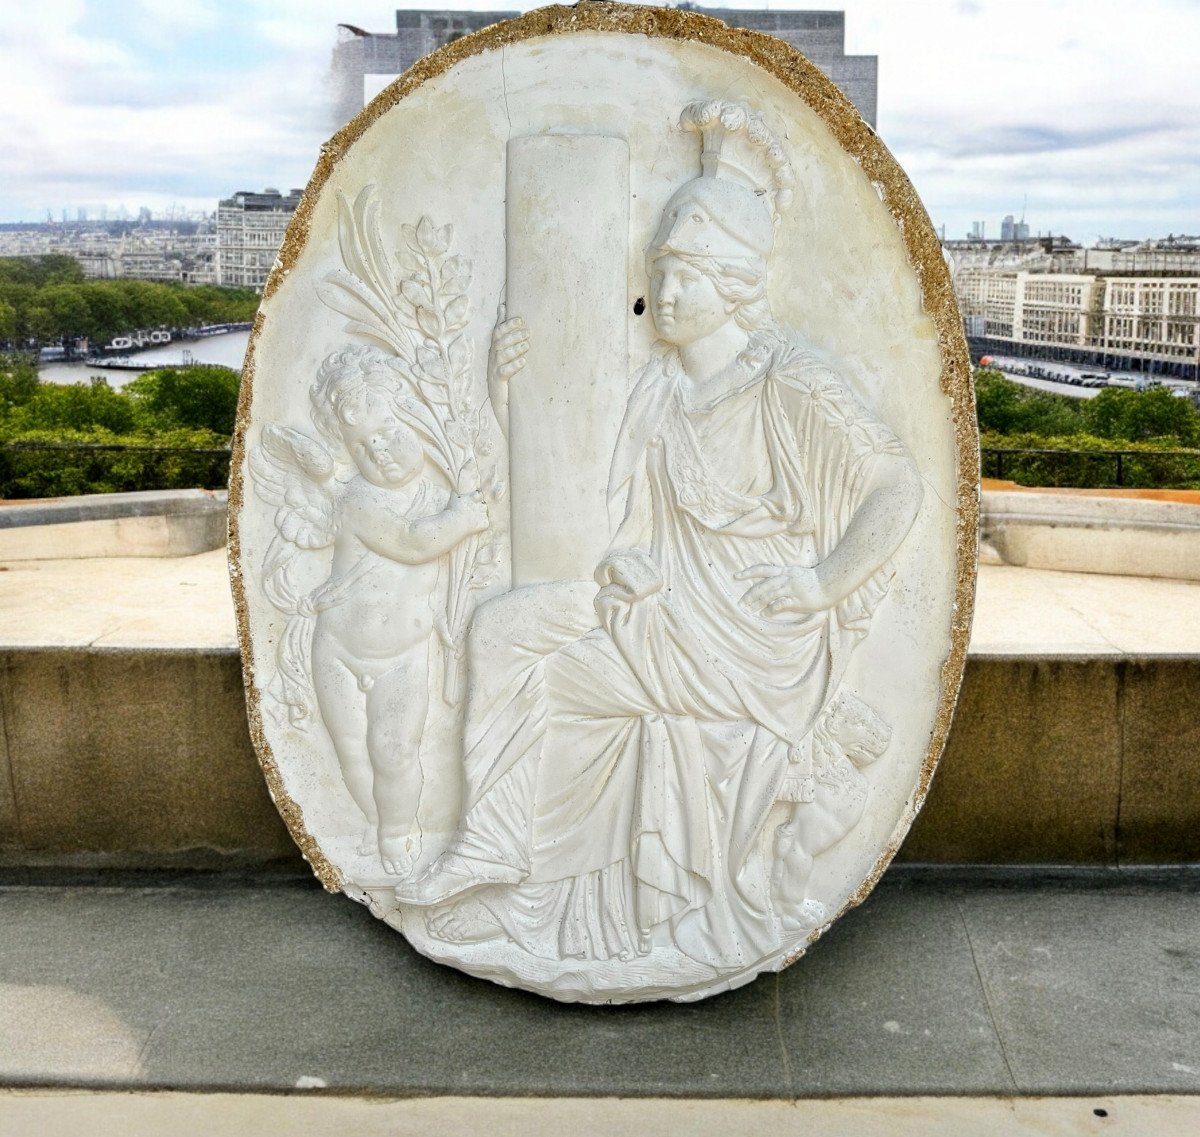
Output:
[{"xmin": 650, "ymin": 100, "xmax": 795, "ymax": 261}]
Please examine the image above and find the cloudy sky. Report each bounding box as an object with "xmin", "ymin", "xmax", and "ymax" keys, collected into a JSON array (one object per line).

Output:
[{"xmin": 1, "ymin": 0, "xmax": 1196, "ymax": 240}]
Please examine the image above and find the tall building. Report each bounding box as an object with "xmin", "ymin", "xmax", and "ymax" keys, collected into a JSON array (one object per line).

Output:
[
  {"xmin": 216, "ymin": 188, "xmax": 303, "ymax": 290},
  {"xmin": 1000, "ymin": 215, "xmax": 1030, "ymax": 242},
  {"xmin": 331, "ymin": 8, "xmax": 878, "ymax": 128}
]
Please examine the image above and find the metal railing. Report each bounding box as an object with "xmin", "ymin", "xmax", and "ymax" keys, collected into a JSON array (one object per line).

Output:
[
  {"xmin": 0, "ymin": 442, "xmax": 232, "ymax": 497},
  {"xmin": 3, "ymin": 443, "xmax": 1199, "ymax": 496},
  {"xmin": 982, "ymin": 446, "xmax": 1200, "ymax": 488}
]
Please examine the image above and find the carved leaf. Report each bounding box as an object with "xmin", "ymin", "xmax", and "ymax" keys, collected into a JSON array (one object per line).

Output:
[
  {"xmin": 444, "ymin": 294, "xmax": 469, "ymax": 332},
  {"xmin": 441, "ymin": 255, "xmax": 471, "ymax": 290},
  {"xmin": 416, "ymin": 215, "xmax": 449, "ymax": 257},
  {"xmin": 415, "ymin": 305, "xmax": 442, "ymax": 339},
  {"xmin": 447, "ymin": 334, "xmax": 471, "ymax": 376},
  {"xmin": 336, "ymin": 190, "xmax": 389, "ymax": 302},
  {"xmin": 317, "ymin": 272, "xmax": 392, "ymax": 329},
  {"xmin": 353, "ymin": 189, "xmax": 394, "ymax": 295},
  {"xmin": 416, "ymin": 343, "xmax": 443, "ymax": 374},
  {"xmin": 343, "ymin": 320, "xmax": 408, "ymax": 355},
  {"xmin": 396, "ymin": 250, "xmax": 422, "ymax": 278},
  {"xmin": 416, "ymin": 374, "xmax": 451, "ymax": 405},
  {"xmin": 400, "ymin": 279, "xmax": 429, "ymax": 309}
]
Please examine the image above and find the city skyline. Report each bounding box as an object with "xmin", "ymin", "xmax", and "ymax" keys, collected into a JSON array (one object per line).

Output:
[{"xmin": 1, "ymin": 0, "xmax": 1196, "ymax": 241}]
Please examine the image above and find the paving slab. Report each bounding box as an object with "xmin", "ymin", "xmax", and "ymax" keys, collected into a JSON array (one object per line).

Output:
[
  {"xmin": 1, "ymin": 870, "xmax": 1198, "ymax": 1099},
  {"xmin": 0, "ymin": 550, "xmax": 235, "ymax": 650},
  {"xmin": 2, "ymin": 552, "xmax": 1200, "ymax": 658},
  {"xmin": 969, "ymin": 565, "xmax": 1200, "ymax": 658},
  {"xmin": 957, "ymin": 879, "xmax": 1200, "ymax": 1094}
]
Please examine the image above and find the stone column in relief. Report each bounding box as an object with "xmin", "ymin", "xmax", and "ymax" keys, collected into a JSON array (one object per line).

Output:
[{"xmin": 504, "ymin": 134, "xmax": 630, "ymax": 586}]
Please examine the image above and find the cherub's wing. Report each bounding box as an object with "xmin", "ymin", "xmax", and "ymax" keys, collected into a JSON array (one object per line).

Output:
[
  {"xmin": 249, "ymin": 424, "xmax": 338, "ymax": 550},
  {"xmin": 248, "ymin": 425, "xmax": 340, "ymax": 729}
]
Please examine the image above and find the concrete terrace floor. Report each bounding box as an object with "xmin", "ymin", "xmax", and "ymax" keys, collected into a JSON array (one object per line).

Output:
[{"xmin": 0, "ymin": 547, "xmax": 1199, "ymax": 656}]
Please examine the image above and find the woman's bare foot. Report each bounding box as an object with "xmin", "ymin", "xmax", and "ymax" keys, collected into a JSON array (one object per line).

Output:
[{"xmin": 427, "ymin": 897, "xmax": 503, "ymax": 944}]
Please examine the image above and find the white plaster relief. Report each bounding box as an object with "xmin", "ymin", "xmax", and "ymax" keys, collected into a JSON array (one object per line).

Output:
[{"xmin": 237, "ymin": 32, "xmax": 964, "ymax": 1003}]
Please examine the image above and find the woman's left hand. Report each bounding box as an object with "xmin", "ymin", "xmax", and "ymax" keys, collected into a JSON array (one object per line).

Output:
[{"xmin": 735, "ymin": 563, "xmax": 832, "ymax": 616}]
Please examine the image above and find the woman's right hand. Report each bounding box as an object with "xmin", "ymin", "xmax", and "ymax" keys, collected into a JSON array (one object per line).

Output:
[{"xmin": 594, "ymin": 549, "xmax": 663, "ymax": 618}]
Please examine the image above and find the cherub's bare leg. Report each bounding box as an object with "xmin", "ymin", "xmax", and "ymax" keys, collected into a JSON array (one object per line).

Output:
[
  {"xmin": 772, "ymin": 816, "xmax": 815, "ymax": 903},
  {"xmin": 366, "ymin": 651, "xmax": 429, "ymax": 877},
  {"xmin": 312, "ymin": 633, "xmax": 376, "ymax": 835},
  {"xmin": 772, "ymin": 799, "xmax": 852, "ymax": 931}
]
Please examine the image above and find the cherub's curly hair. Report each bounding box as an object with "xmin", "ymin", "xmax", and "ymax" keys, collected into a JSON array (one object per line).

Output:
[{"xmin": 309, "ymin": 345, "xmax": 411, "ymax": 451}]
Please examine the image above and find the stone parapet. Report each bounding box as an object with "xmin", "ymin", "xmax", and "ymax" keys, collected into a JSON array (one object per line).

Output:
[
  {"xmin": 0, "ymin": 489, "xmax": 227, "ymax": 560},
  {"xmin": 1, "ymin": 645, "xmax": 1196, "ymax": 869},
  {"xmin": 981, "ymin": 490, "xmax": 1200, "ymax": 581}
]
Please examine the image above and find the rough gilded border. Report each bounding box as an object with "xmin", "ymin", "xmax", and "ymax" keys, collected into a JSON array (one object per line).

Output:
[{"xmin": 228, "ymin": 1, "xmax": 980, "ymax": 963}]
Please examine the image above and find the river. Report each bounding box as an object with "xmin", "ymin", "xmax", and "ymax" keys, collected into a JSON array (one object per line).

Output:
[{"xmin": 38, "ymin": 330, "xmax": 252, "ymax": 389}]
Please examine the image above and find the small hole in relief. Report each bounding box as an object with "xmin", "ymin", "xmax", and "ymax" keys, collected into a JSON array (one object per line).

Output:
[{"xmin": 633, "ymin": 297, "xmax": 646, "ymax": 316}]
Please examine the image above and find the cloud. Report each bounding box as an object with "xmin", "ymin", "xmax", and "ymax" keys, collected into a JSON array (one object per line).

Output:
[
  {"xmin": 0, "ymin": 0, "xmax": 1195, "ymax": 240},
  {"xmin": 836, "ymin": 0, "xmax": 1200, "ymax": 238},
  {"xmin": 914, "ymin": 122, "xmax": 1179, "ymax": 162},
  {"xmin": 0, "ymin": 0, "xmax": 340, "ymax": 219}
]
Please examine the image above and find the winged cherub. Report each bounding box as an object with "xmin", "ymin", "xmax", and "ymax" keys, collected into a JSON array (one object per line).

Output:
[{"xmin": 250, "ymin": 345, "xmax": 489, "ymax": 877}]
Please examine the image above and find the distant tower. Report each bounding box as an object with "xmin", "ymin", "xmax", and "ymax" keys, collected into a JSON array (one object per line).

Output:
[{"xmin": 1001, "ymin": 214, "xmax": 1015, "ymax": 241}]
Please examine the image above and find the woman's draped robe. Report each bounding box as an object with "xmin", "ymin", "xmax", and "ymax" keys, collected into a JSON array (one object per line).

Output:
[{"xmin": 438, "ymin": 330, "xmax": 913, "ymax": 971}]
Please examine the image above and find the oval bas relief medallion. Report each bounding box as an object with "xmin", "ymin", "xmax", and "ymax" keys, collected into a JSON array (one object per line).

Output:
[{"xmin": 230, "ymin": 3, "xmax": 978, "ymax": 1004}]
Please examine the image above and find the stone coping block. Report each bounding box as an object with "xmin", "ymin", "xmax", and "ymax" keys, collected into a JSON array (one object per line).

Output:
[
  {"xmin": 0, "ymin": 647, "xmax": 1197, "ymax": 868},
  {"xmin": 981, "ymin": 490, "xmax": 1200, "ymax": 581},
  {"xmin": 5, "ymin": 1091, "xmax": 1199, "ymax": 1137},
  {"xmin": 1, "ymin": 869, "xmax": 1198, "ymax": 1099},
  {"xmin": 0, "ymin": 490, "xmax": 227, "ymax": 560},
  {"xmin": 5, "ymin": 485, "xmax": 1198, "ymax": 573}
]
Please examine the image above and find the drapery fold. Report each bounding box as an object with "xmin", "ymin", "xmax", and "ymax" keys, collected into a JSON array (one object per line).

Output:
[{"xmin": 432, "ymin": 329, "xmax": 909, "ymax": 968}]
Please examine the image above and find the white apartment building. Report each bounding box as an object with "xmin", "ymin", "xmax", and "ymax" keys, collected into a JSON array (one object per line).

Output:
[
  {"xmin": 216, "ymin": 188, "xmax": 303, "ymax": 290},
  {"xmin": 955, "ymin": 268, "xmax": 1200, "ymax": 381}
]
